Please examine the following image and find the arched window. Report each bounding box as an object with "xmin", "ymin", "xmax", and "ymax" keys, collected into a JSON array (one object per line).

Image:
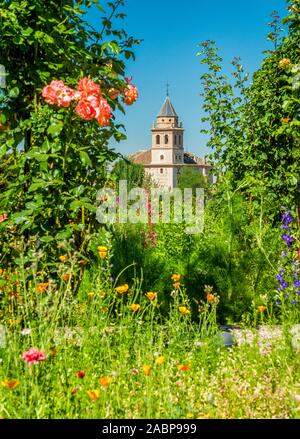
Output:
[
  {"xmin": 174, "ymin": 134, "xmax": 177, "ymax": 145},
  {"xmin": 156, "ymin": 135, "xmax": 160, "ymax": 145},
  {"xmin": 164, "ymin": 134, "xmax": 169, "ymax": 144},
  {"xmin": 160, "ymin": 155, "xmax": 164, "ymax": 160},
  {"xmin": 160, "ymin": 168, "xmax": 164, "ymax": 174},
  {"xmin": 178, "ymin": 135, "xmax": 181, "ymax": 145}
]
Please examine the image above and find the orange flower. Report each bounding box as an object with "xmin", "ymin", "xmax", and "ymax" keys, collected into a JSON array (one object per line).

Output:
[
  {"xmin": 99, "ymin": 377, "xmax": 113, "ymax": 388},
  {"xmin": 0, "ymin": 213, "xmax": 8, "ymax": 223},
  {"xmin": 36, "ymin": 282, "xmax": 49, "ymax": 293},
  {"xmin": 143, "ymin": 365, "xmax": 151, "ymax": 376},
  {"xmin": 62, "ymin": 273, "xmax": 70, "ymax": 282},
  {"xmin": 177, "ymin": 364, "xmax": 191, "ymax": 372},
  {"xmin": 146, "ymin": 292, "xmax": 157, "ymax": 301},
  {"xmin": 281, "ymin": 117, "xmax": 291, "ymax": 123},
  {"xmin": 258, "ymin": 305, "xmax": 267, "ymax": 313},
  {"xmin": 115, "ymin": 284, "xmax": 129, "ymax": 294},
  {"xmin": 130, "ymin": 303, "xmax": 140, "ymax": 313},
  {"xmin": 59, "ymin": 255, "xmax": 68, "ymax": 262},
  {"xmin": 87, "ymin": 389, "xmax": 101, "ymax": 401},
  {"xmin": 1, "ymin": 379, "xmax": 20, "ymax": 390},
  {"xmin": 97, "ymin": 246, "xmax": 108, "ymax": 252},
  {"xmin": 155, "ymin": 356, "xmax": 165, "ymax": 366},
  {"xmin": 98, "ymin": 251, "xmax": 107, "ymax": 260},
  {"xmin": 207, "ymin": 293, "xmax": 215, "ymax": 303},
  {"xmin": 171, "ymin": 274, "xmax": 181, "ymax": 282},
  {"xmin": 179, "ymin": 306, "xmax": 190, "ymax": 316},
  {"xmin": 173, "ymin": 282, "xmax": 181, "ymax": 289}
]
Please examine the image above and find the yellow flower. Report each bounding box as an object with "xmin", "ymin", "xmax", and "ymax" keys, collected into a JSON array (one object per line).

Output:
[
  {"xmin": 0, "ymin": 268, "xmax": 3, "ymax": 276},
  {"xmin": 59, "ymin": 255, "xmax": 68, "ymax": 262},
  {"xmin": 99, "ymin": 252, "xmax": 107, "ymax": 260},
  {"xmin": 8, "ymin": 319, "xmax": 21, "ymax": 326},
  {"xmin": 1, "ymin": 379, "xmax": 20, "ymax": 389},
  {"xmin": 155, "ymin": 356, "xmax": 165, "ymax": 365},
  {"xmin": 99, "ymin": 377, "xmax": 113, "ymax": 388},
  {"xmin": 115, "ymin": 284, "xmax": 129, "ymax": 294},
  {"xmin": 87, "ymin": 389, "xmax": 101, "ymax": 401},
  {"xmin": 36, "ymin": 282, "xmax": 49, "ymax": 293},
  {"xmin": 97, "ymin": 246, "xmax": 108, "ymax": 252},
  {"xmin": 143, "ymin": 365, "xmax": 151, "ymax": 376},
  {"xmin": 179, "ymin": 306, "xmax": 190, "ymax": 316},
  {"xmin": 258, "ymin": 305, "xmax": 267, "ymax": 313},
  {"xmin": 146, "ymin": 292, "xmax": 157, "ymax": 301},
  {"xmin": 171, "ymin": 273, "xmax": 181, "ymax": 282},
  {"xmin": 173, "ymin": 282, "xmax": 181, "ymax": 289},
  {"xmin": 87, "ymin": 292, "xmax": 95, "ymax": 300},
  {"xmin": 130, "ymin": 303, "xmax": 140, "ymax": 313}
]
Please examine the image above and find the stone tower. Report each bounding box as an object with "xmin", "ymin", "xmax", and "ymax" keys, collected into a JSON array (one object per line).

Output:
[{"xmin": 150, "ymin": 95, "xmax": 184, "ymax": 188}]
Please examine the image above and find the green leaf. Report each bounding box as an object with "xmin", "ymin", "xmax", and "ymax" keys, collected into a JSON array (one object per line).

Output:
[
  {"xmin": 40, "ymin": 235, "xmax": 54, "ymax": 243},
  {"xmin": 47, "ymin": 121, "xmax": 64, "ymax": 137},
  {"xmin": 8, "ymin": 87, "xmax": 19, "ymax": 98},
  {"xmin": 79, "ymin": 150, "xmax": 92, "ymax": 167}
]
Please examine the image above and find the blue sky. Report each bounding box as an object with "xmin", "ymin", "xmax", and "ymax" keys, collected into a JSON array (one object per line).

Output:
[{"xmin": 87, "ymin": 0, "xmax": 287, "ymax": 158}]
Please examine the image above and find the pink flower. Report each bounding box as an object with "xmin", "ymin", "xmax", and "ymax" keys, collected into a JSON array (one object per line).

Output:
[
  {"xmin": 96, "ymin": 97, "xmax": 112, "ymax": 127},
  {"xmin": 75, "ymin": 100, "xmax": 97, "ymax": 120},
  {"xmin": 123, "ymin": 78, "xmax": 138, "ymax": 106},
  {"xmin": 42, "ymin": 80, "xmax": 76, "ymax": 108},
  {"xmin": 77, "ymin": 77, "xmax": 101, "ymax": 99},
  {"xmin": 298, "ymin": 250, "xmax": 300, "ymax": 261},
  {"xmin": 22, "ymin": 348, "xmax": 46, "ymax": 366},
  {"xmin": 0, "ymin": 213, "xmax": 8, "ymax": 223}
]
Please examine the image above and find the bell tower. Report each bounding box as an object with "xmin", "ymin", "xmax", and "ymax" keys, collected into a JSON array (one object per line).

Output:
[{"xmin": 150, "ymin": 94, "xmax": 184, "ymax": 188}]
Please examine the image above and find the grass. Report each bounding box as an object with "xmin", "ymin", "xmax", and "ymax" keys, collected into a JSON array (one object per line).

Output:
[{"xmin": 0, "ymin": 264, "xmax": 300, "ymax": 419}]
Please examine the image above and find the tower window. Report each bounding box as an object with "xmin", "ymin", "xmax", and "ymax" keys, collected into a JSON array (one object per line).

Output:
[
  {"xmin": 160, "ymin": 155, "xmax": 164, "ymax": 160},
  {"xmin": 174, "ymin": 135, "xmax": 177, "ymax": 145},
  {"xmin": 156, "ymin": 135, "xmax": 160, "ymax": 145},
  {"xmin": 164, "ymin": 134, "xmax": 169, "ymax": 144},
  {"xmin": 160, "ymin": 168, "xmax": 164, "ymax": 174},
  {"xmin": 179, "ymin": 135, "xmax": 181, "ymax": 145},
  {"xmin": 169, "ymin": 119, "xmax": 171, "ymax": 122}
]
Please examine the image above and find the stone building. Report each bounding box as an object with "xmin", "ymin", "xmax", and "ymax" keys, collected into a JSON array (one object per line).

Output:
[{"xmin": 129, "ymin": 94, "xmax": 212, "ymax": 189}]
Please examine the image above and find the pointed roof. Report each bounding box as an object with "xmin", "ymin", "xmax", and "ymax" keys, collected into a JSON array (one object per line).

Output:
[{"xmin": 158, "ymin": 96, "xmax": 178, "ymax": 117}]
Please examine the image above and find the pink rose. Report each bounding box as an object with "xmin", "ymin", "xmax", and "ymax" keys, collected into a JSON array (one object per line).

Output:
[
  {"xmin": 42, "ymin": 80, "xmax": 76, "ymax": 108},
  {"xmin": 77, "ymin": 77, "xmax": 101, "ymax": 99},
  {"xmin": 123, "ymin": 79, "xmax": 138, "ymax": 106},
  {"xmin": 96, "ymin": 97, "xmax": 112, "ymax": 127},
  {"xmin": 75, "ymin": 100, "xmax": 97, "ymax": 120}
]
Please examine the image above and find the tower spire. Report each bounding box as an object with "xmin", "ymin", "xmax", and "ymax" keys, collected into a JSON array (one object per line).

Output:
[{"xmin": 166, "ymin": 81, "xmax": 169, "ymax": 97}]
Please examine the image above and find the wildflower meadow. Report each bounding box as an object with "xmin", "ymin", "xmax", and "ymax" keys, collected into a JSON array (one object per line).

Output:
[{"xmin": 1, "ymin": 0, "xmax": 300, "ymax": 422}]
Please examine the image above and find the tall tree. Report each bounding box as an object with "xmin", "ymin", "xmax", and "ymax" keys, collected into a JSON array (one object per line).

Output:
[{"xmin": 0, "ymin": 0, "xmax": 140, "ymax": 270}]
